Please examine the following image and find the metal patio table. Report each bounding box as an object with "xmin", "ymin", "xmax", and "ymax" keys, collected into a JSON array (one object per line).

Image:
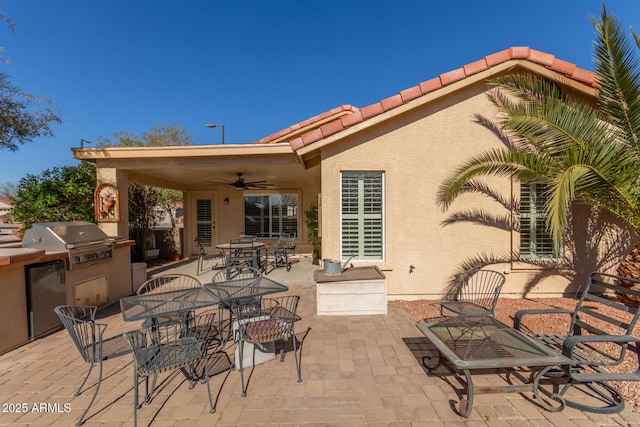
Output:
[
  {"xmin": 120, "ymin": 287, "xmax": 219, "ymax": 322},
  {"xmin": 120, "ymin": 276, "xmax": 288, "ymax": 322},
  {"xmin": 416, "ymin": 316, "xmax": 573, "ymax": 417},
  {"xmin": 202, "ymin": 275, "xmax": 288, "ymax": 307}
]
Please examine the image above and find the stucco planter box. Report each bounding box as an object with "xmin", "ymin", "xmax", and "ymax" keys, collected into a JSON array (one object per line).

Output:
[{"xmin": 314, "ymin": 266, "xmax": 386, "ymax": 315}]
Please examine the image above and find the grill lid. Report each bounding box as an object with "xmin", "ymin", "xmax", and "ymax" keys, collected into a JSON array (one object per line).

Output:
[{"xmin": 22, "ymin": 221, "xmax": 114, "ymax": 251}]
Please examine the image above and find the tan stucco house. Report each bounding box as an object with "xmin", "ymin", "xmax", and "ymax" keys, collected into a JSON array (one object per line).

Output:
[{"xmin": 73, "ymin": 46, "xmax": 636, "ymax": 300}]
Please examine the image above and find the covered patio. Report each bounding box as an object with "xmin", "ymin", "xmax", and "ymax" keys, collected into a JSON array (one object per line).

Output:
[{"xmin": 1, "ymin": 257, "xmax": 638, "ymax": 426}]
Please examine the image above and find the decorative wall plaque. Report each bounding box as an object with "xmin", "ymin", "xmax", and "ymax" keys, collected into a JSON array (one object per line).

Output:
[{"xmin": 94, "ymin": 184, "xmax": 119, "ymax": 222}]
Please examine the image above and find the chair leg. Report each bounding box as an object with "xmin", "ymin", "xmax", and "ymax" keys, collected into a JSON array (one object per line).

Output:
[
  {"xmin": 292, "ymin": 335, "xmax": 301, "ymax": 383},
  {"xmin": 74, "ymin": 362, "xmax": 94, "ymax": 397},
  {"xmin": 145, "ymin": 373, "xmax": 158, "ymax": 404},
  {"xmin": 75, "ymin": 360, "xmax": 103, "ymax": 426},
  {"xmin": 132, "ymin": 365, "xmax": 139, "ymax": 427},
  {"xmin": 198, "ymin": 354, "xmax": 216, "ymax": 413},
  {"xmin": 238, "ymin": 337, "xmax": 247, "ymax": 397}
]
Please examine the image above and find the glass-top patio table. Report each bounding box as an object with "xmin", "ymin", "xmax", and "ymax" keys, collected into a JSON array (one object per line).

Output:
[
  {"xmin": 416, "ymin": 316, "xmax": 573, "ymax": 418},
  {"xmin": 120, "ymin": 287, "xmax": 219, "ymax": 322},
  {"xmin": 202, "ymin": 276, "xmax": 288, "ymax": 309},
  {"xmin": 120, "ymin": 276, "xmax": 289, "ymax": 322}
]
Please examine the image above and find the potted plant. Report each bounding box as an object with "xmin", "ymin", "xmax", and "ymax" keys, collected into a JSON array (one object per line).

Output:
[{"xmin": 304, "ymin": 201, "xmax": 321, "ymax": 265}]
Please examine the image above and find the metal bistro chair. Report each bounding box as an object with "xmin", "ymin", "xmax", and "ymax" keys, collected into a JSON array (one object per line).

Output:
[
  {"xmin": 194, "ymin": 238, "xmax": 224, "ymax": 276},
  {"xmin": 213, "ymin": 266, "xmax": 262, "ymax": 318},
  {"xmin": 136, "ymin": 273, "xmax": 202, "ymax": 327},
  {"xmin": 227, "ymin": 238, "xmax": 259, "ymax": 270},
  {"xmin": 440, "ymin": 269, "xmax": 506, "ymax": 319},
  {"xmin": 233, "ymin": 295, "xmax": 303, "ymax": 397},
  {"xmin": 279, "ymin": 233, "xmax": 297, "ymax": 257},
  {"xmin": 263, "ymin": 238, "xmax": 292, "ymax": 274},
  {"xmin": 54, "ymin": 305, "xmax": 130, "ymax": 426},
  {"xmin": 123, "ymin": 310, "xmax": 221, "ymax": 426}
]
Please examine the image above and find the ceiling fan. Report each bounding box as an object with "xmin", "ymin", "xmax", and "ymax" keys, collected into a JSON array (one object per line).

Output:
[{"xmin": 205, "ymin": 172, "xmax": 274, "ymax": 191}]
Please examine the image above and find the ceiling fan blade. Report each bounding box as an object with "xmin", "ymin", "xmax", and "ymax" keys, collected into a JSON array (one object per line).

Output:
[{"xmin": 247, "ymin": 183, "xmax": 274, "ymax": 188}]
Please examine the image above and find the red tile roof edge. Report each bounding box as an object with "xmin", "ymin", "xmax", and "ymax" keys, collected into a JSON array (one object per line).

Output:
[
  {"xmin": 253, "ymin": 47, "xmax": 597, "ymax": 148},
  {"xmin": 252, "ymin": 105, "xmax": 359, "ymax": 145}
]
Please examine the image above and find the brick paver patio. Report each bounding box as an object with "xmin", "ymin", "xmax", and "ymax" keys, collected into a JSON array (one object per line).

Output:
[{"xmin": 1, "ymin": 257, "xmax": 639, "ymax": 426}]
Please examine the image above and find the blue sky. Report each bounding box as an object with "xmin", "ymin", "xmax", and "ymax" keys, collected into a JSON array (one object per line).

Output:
[{"xmin": 1, "ymin": 0, "xmax": 639, "ymax": 184}]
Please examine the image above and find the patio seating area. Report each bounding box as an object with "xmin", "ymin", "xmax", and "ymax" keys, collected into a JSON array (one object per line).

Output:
[{"xmin": 1, "ymin": 257, "xmax": 639, "ymax": 426}]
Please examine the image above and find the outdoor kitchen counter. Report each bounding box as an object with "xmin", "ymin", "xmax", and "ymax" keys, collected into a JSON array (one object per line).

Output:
[
  {"xmin": 0, "ymin": 247, "xmax": 47, "ymax": 265},
  {"xmin": 0, "ymin": 249, "xmax": 47, "ymax": 356},
  {"xmin": 0, "ymin": 239, "xmax": 134, "ymax": 265},
  {"xmin": 0, "ymin": 240, "xmax": 135, "ymax": 356}
]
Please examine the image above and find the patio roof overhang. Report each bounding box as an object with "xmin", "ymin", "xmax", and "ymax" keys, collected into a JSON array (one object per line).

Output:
[{"xmin": 72, "ymin": 143, "xmax": 312, "ymax": 191}]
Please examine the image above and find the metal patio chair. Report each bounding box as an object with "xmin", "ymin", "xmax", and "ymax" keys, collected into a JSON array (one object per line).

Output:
[
  {"xmin": 136, "ymin": 273, "xmax": 202, "ymax": 326},
  {"xmin": 213, "ymin": 266, "xmax": 262, "ymax": 318},
  {"xmin": 54, "ymin": 305, "xmax": 130, "ymax": 426},
  {"xmin": 226, "ymin": 238, "xmax": 259, "ymax": 269},
  {"xmin": 279, "ymin": 233, "xmax": 297, "ymax": 257},
  {"xmin": 123, "ymin": 310, "xmax": 221, "ymax": 426},
  {"xmin": 440, "ymin": 269, "xmax": 505, "ymax": 319},
  {"xmin": 263, "ymin": 238, "xmax": 292, "ymax": 274},
  {"xmin": 513, "ymin": 272, "xmax": 640, "ymax": 414},
  {"xmin": 194, "ymin": 238, "xmax": 224, "ymax": 276},
  {"xmin": 233, "ymin": 295, "xmax": 302, "ymax": 396}
]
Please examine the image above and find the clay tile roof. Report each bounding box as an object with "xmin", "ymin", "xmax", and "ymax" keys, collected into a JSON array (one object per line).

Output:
[{"xmin": 254, "ymin": 47, "xmax": 597, "ymax": 149}]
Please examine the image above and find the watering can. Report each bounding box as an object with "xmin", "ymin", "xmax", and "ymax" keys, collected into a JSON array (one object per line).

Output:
[{"xmin": 323, "ymin": 255, "xmax": 354, "ymax": 275}]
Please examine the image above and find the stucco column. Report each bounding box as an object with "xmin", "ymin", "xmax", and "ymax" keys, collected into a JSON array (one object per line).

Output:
[{"xmin": 96, "ymin": 166, "xmax": 129, "ymax": 238}]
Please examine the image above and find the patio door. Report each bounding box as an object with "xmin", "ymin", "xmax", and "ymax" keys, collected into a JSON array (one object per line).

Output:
[{"xmin": 191, "ymin": 192, "xmax": 217, "ymax": 254}]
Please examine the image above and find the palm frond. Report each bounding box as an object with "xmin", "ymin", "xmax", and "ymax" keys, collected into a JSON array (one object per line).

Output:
[
  {"xmin": 591, "ymin": 6, "xmax": 640, "ymax": 151},
  {"xmin": 441, "ymin": 209, "xmax": 513, "ymax": 231},
  {"xmin": 436, "ymin": 147, "xmax": 552, "ymax": 209}
]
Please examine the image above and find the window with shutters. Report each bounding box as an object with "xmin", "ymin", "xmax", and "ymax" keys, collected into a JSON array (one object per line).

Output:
[
  {"xmin": 196, "ymin": 198, "xmax": 212, "ymax": 245},
  {"xmin": 243, "ymin": 194, "xmax": 298, "ymax": 238},
  {"xmin": 519, "ymin": 183, "xmax": 560, "ymax": 259},
  {"xmin": 340, "ymin": 172, "xmax": 384, "ymax": 260}
]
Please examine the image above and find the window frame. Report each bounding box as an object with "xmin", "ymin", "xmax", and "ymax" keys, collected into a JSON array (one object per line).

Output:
[
  {"xmin": 242, "ymin": 192, "xmax": 299, "ymax": 239},
  {"xmin": 339, "ymin": 171, "xmax": 385, "ymax": 261},
  {"xmin": 519, "ymin": 182, "xmax": 561, "ymax": 260}
]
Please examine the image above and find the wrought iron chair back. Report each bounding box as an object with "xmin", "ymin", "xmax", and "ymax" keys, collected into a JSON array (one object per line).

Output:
[
  {"xmin": 440, "ymin": 269, "xmax": 505, "ymax": 319},
  {"xmin": 136, "ymin": 273, "xmax": 202, "ymax": 295},
  {"xmin": 136, "ymin": 273, "xmax": 203, "ymax": 327}
]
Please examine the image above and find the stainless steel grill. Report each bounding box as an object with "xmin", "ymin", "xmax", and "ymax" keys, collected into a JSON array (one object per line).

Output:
[{"xmin": 22, "ymin": 221, "xmax": 116, "ymax": 270}]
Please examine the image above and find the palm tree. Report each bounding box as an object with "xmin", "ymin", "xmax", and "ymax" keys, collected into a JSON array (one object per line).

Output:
[{"xmin": 437, "ymin": 6, "xmax": 640, "ymax": 303}]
